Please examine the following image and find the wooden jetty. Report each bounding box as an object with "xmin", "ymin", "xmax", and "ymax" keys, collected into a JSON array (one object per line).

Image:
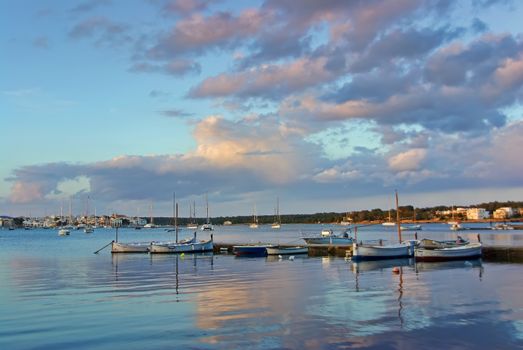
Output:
[{"xmin": 213, "ymin": 243, "xmax": 523, "ymax": 263}]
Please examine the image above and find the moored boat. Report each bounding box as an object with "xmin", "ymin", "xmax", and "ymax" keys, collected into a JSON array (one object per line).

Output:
[
  {"xmin": 492, "ymin": 223, "xmax": 514, "ymax": 230},
  {"xmin": 233, "ymin": 244, "xmax": 272, "ymax": 257},
  {"xmin": 415, "ymin": 242, "xmax": 482, "ymax": 262},
  {"xmin": 58, "ymin": 228, "xmax": 70, "ymax": 236},
  {"xmin": 266, "ymin": 246, "xmax": 308, "ymax": 255},
  {"xmin": 303, "ymin": 229, "xmax": 353, "ymax": 245},
  {"xmin": 351, "ymin": 242, "xmax": 414, "ymax": 261},
  {"xmin": 200, "ymin": 192, "xmax": 214, "ymax": 231},
  {"xmin": 149, "ymin": 234, "xmax": 214, "ymax": 254},
  {"xmin": 400, "ymin": 224, "xmax": 422, "ymax": 231},
  {"xmin": 111, "ymin": 241, "xmax": 150, "ymax": 253},
  {"xmin": 350, "ymin": 191, "xmax": 415, "ymax": 261},
  {"xmin": 417, "ymin": 236, "xmax": 469, "ymax": 249}
]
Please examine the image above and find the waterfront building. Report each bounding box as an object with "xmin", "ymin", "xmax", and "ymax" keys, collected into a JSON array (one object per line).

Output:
[
  {"xmin": 493, "ymin": 207, "xmax": 514, "ymax": 219},
  {"xmin": 466, "ymin": 208, "xmax": 490, "ymax": 220}
]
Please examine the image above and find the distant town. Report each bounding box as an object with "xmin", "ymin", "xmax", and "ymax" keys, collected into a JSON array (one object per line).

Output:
[{"xmin": 1, "ymin": 201, "xmax": 521, "ymax": 229}]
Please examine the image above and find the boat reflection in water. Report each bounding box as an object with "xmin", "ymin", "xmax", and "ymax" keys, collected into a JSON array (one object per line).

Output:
[
  {"xmin": 350, "ymin": 258, "xmax": 413, "ymax": 273},
  {"xmin": 415, "ymin": 258, "xmax": 483, "ymax": 274}
]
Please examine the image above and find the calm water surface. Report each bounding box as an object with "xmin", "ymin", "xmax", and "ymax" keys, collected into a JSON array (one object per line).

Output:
[{"xmin": 1, "ymin": 226, "xmax": 523, "ymax": 349}]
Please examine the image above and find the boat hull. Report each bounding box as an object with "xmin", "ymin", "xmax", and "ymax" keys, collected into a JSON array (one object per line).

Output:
[
  {"xmin": 233, "ymin": 245, "xmax": 271, "ymax": 257},
  {"xmin": 111, "ymin": 242, "xmax": 150, "ymax": 253},
  {"xmin": 266, "ymin": 246, "xmax": 308, "ymax": 255},
  {"xmin": 149, "ymin": 240, "xmax": 213, "ymax": 254},
  {"xmin": 415, "ymin": 243, "xmax": 482, "ymax": 262},
  {"xmin": 351, "ymin": 242, "xmax": 412, "ymax": 261},
  {"xmin": 303, "ymin": 237, "xmax": 353, "ymax": 245}
]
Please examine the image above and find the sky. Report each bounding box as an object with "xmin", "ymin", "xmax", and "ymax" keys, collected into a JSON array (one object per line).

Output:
[{"xmin": 1, "ymin": 0, "xmax": 523, "ymax": 218}]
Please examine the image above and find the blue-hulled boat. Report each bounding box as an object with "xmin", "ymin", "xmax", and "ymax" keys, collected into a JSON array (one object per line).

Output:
[{"xmin": 233, "ymin": 244, "xmax": 273, "ymax": 257}]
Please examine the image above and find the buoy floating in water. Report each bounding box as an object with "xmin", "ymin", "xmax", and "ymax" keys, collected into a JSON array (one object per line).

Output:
[{"xmin": 392, "ymin": 267, "xmax": 400, "ymax": 274}]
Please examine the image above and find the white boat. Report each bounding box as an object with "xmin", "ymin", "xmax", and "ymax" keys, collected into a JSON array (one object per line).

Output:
[
  {"xmin": 303, "ymin": 229, "xmax": 353, "ymax": 245},
  {"xmin": 84, "ymin": 225, "xmax": 94, "ymax": 234},
  {"xmin": 415, "ymin": 242, "xmax": 482, "ymax": 261},
  {"xmin": 417, "ymin": 236, "xmax": 469, "ymax": 249},
  {"xmin": 200, "ymin": 223, "xmax": 214, "ymax": 231},
  {"xmin": 351, "ymin": 191, "xmax": 415, "ymax": 261},
  {"xmin": 250, "ymin": 204, "xmax": 259, "ymax": 229},
  {"xmin": 187, "ymin": 201, "xmax": 198, "ymax": 229},
  {"xmin": 450, "ymin": 222, "xmax": 464, "ymax": 231},
  {"xmin": 382, "ymin": 210, "xmax": 395, "ymax": 226},
  {"xmin": 111, "ymin": 241, "xmax": 150, "ymax": 253},
  {"xmin": 492, "ymin": 223, "xmax": 514, "ymax": 230},
  {"xmin": 149, "ymin": 235, "xmax": 214, "ymax": 254},
  {"xmin": 271, "ymin": 197, "xmax": 281, "ymax": 229},
  {"xmin": 200, "ymin": 192, "xmax": 214, "ymax": 231},
  {"xmin": 58, "ymin": 228, "xmax": 70, "ymax": 236},
  {"xmin": 400, "ymin": 224, "xmax": 422, "ymax": 231},
  {"xmin": 352, "ymin": 242, "xmax": 414, "ymax": 261},
  {"xmin": 266, "ymin": 246, "xmax": 308, "ymax": 255}
]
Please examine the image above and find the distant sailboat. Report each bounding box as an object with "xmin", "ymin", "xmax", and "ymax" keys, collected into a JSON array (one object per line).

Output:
[
  {"xmin": 382, "ymin": 209, "xmax": 395, "ymax": 226},
  {"xmin": 84, "ymin": 196, "xmax": 94, "ymax": 234},
  {"xmin": 271, "ymin": 197, "xmax": 281, "ymax": 229},
  {"xmin": 187, "ymin": 201, "xmax": 198, "ymax": 229},
  {"xmin": 250, "ymin": 204, "xmax": 259, "ymax": 229},
  {"xmin": 200, "ymin": 193, "xmax": 214, "ymax": 231}
]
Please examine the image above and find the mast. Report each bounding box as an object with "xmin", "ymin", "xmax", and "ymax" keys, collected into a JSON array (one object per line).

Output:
[
  {"xmin": 277, "ymin": 197, "xmax": 280, "ymax": 223},
  {"xmin": 69, "ymin": 197, "xmax": 72, "ymax": 225},
  {"xmin": 175, "ymin": 202, "xmax": 179, "ymax": 243},
  {"xmin": 396, "ymin": 190, "xmax": 402, "ymax": 243},
  {"xmin": 205, "ymin": 192, "xmax": 209, "ymax": 224},
  {"xmin": 173, "ymin": 192, "xmax": 176, "ymax": 226},
  {"xmin": 150, "ymin": 202, "xmax": 154, "ymax": 226}
]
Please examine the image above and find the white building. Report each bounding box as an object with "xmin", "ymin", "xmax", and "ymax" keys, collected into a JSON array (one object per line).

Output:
[
  {"xmin": 493, "ymin": 207, "xmax": 514, "ymax": 219},
  {"xmin": 466, "ymin": 208, "xmax": 490, "ymax": 220}
]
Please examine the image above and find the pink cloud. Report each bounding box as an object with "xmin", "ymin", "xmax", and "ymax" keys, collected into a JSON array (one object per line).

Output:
[
  {"xmin": 151, "ymin": 9, "xmax": 266, "ymax": 57},
  {"xmin": 190, "ymin": 58, "xmax": 335, "ymax": 99},
  {"xmin": 388, "ymin": 148, "xmax": 427, "ymax": 172},
  {"xmin": 9, "ymin": 181, "xmax": 44, "ymax": 203}
]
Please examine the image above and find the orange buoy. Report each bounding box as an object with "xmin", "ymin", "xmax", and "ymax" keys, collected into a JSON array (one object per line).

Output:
[{"xmin": 392, "ymin": 267, "xmax": 400, "ymax": 274}]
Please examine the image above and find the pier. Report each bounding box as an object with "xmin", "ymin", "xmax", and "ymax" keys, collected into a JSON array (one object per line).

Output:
[{"xmin": 213, "ymin": 243, "xmax": 523, "ymax": 263}]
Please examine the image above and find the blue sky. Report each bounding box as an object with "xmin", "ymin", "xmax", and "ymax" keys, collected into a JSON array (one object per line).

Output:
[{"xmin": 2, "ymin": 0, "xmax": 523, "ymax": 217}]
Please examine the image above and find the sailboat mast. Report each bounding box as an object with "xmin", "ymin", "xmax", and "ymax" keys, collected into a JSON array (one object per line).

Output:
[
  {"xmin": 69, "ymin": 197, "xmax": 72, "ymax": 224},
  {"xmin": 172, "ymin": 192, "xmax": 176, "ymax": 227},
  {"xmin": 175, "ymin": 202, "xmax": 179, "ymax": 243},
  {"xmin": 396, "ymin": 190, "xmax": 402, "ymax": 243},
  {"xmin": 277, "ymin": 197, "xmax": 280, "ymax": 223},
  {"xmin": 206, "ymin": 192, "xmax": 209, "ymax": 224}
]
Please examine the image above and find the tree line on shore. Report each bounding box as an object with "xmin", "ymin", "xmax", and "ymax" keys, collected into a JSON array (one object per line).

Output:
[
  {"xmin": 5, "ymin": 200, "xmax": 521, "ymax": 227},
  {"xmin": 151, "ymin": 200, "xmax": 523, "ymax": 226}
]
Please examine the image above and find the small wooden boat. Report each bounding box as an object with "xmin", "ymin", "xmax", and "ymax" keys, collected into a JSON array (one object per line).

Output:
[
  {"xmin": 400, "ymin": 224, "xmax": 422, "ymax": 231},
  {"xmin": 492, "ymin": 223, "xmax": 514, "ymax": 230},
  {"xmin": 415, "ymin": 242, "xmax": 482, "ymax": 262},
  {"xmin": 111, "ymin": 241, "xmax": 150, "ymax": 253},
  {"xmin": 233, "ymin": 244, "xmax": 272, "ymax": 257},
  {"xmin": 450, "ymin": 223, "xmax": 464, "ymax": 231},
  {"xmin": 58, "ymin": 228, "xmax": 70, "ymax": 236},
  {"xmin": 149, "ymin": 236, "xmax": 213, "ymax": 254},
  {"xmin": 351, "ymin": 241, "xmax": 414, "ymax": 261},
  {"xmin": 303, "ymin": 229, "xmax": 353, "ymax": 245},
  {"xmin": 417, "ymin": 236, "xmax": 469, "ymax": 249},
  {"xmin": 266, "ymin": 246, "xmax": 308, "ymax": 255}
]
